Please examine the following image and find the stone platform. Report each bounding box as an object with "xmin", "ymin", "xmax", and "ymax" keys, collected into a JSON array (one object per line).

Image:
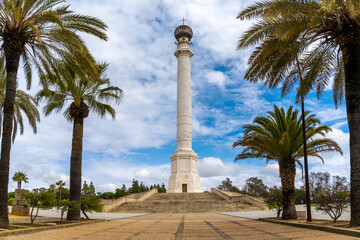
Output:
[{"xmin": 110, "ymin": 192, "xmax": 264, "ymax": 213}]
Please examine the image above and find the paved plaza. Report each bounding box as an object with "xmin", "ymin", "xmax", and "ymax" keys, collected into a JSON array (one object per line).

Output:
[{"xmin": 3, "ymin": 213, "xmax": 357, "ymax": 240}]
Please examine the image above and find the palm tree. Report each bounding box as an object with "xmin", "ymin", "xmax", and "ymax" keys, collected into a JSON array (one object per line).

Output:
[
  {"xmin": 37, "ymin": 61, "xmax": 122, "ymax": 220},
  {"xmin": 56, "ymin": 180, "xmax": 65, "ymax": 204},
  {"xmin": 233, "ymin": 105, "xmax": 342, "ymax": 219},
  {"xmin": 0, "ymin": 0, "xmax": 107, "ymax": 227},
  {"xmin": 0, "ymin": 59, "xmax": 40, "ymax": 142},
  {"xmin": 12, "ymin": 171, "xmax": 28, "ymax": 190},
  {"xmin": 237, "ymin": 0, "xmax": 360, "ymax": 226}
]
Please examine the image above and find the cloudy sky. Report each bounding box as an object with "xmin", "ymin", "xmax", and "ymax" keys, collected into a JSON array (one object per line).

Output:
[{"xmin": 10, "ymin": 0, "xmax": 349, "ymax": 193}]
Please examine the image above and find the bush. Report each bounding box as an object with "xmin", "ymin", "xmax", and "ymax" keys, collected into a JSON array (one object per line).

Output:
[
  {"xmin": 56, "ymin": 199, "xmax": 80, "ymax": 222},
  {"xmin": 314, "ymin": 175, "xmax": 350, "ymax": 223},
  {"xmin": 8, "ymin": 198, "xmax": 14, "ymax": 205},
  {"xmin": 265, "ymin": 186, "xmax": 283, "ymax": 218},
  {"xmin": 22, "ymin": 188, "xmax": 57, "ymax": 224},
  {"xmin": 8, "ymin": 192, "xmax": 15, "ymax": 199},
  {"xmin": 315, "ymin": 191, "xmax": 349, "ymax": 223},
  {"xmin": 8, "ymin": 192, "xmax": 15, "ymax": 205}
]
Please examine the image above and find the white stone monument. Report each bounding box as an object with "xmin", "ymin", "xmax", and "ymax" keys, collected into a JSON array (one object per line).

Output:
[{"xmin": 167, "ymin": 20, "xmax": 203, "ymax": 193}]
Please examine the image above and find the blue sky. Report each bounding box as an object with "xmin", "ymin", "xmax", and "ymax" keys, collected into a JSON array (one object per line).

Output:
[{"xmin": 9, "ymin": 0, "xmax": 349, "ymax": 192}]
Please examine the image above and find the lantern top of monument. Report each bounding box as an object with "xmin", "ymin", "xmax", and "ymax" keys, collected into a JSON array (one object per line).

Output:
[{"xmin": 174, "ymin": 18, "xmax": 193, "ymax": 42}]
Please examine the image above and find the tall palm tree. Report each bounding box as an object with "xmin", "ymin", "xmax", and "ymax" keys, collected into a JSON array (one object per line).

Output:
[
  {"xmin": 37, "ymin": 61, "xmax": 122, "ymax": 220},
  {"xmin": 233, "ymin": 105, "xmax": 342, "ymax": 219},
  {"xmin": 0, "ymin": 59, "xmax": 40, "ymax": 141},
  {"xmin": 12, "ymin": 171, "xmax": 28, "ymax": 190},
  {"xmin": 236, "ymin": 0, "xmax": 360, "ymax": 226},
  {"xmin": 56, "ymin": 180, "xmax": 65, "ymax": 204},
  {"xmin": 0, "ymin": 0, "xmax": 107, "ymax": 227}
]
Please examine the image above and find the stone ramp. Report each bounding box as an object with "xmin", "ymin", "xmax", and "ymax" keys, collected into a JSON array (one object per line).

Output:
[{"xmin": 111, "ymin": 192, "xmax": 263, "ymax": 213}]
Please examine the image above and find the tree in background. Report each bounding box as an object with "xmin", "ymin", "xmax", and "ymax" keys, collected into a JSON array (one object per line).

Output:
[
  {"xmin": 233, "ymin": 105, "xmax": 342, "ymax": 219},
  {"xmin": 56, "ymin": 180, "xmax": 66, "ymax": 204},
  {"xmin": 12, "ymin": 171, "xmax": 28, "ymax": 190},
  {"xmin": 242, "ymin": 177, "xmax": 268, "ymax": 198},
  {"xmin": 128, "ymin": 179, "xmax": 141, "ymax": 194},
  {"xmin": 217, "ymin": 178, "xmax": 241, "ymax": 192},
  {"xmin": 115, "ymin": 184, "xmax": 128, "ymax": 198},
  {"xmin": 100, "ymin": 192, "xmax": 116, "ymax": 199},
  {"xmin": 295, "ymin": 189, "xmax": 306, "ymax": 205},
  {"xmin": 315, "ymin": 175, "xmax": 350, "ymax": 223},
  {"xmin": 159, "ymin": 183, "xmax": 167, "ymax": 193},
  {"xmin": 37, "ymin": 62, "xmax": 122, "ymax": 220},
  {"xmin": 150, "ymin": 183, "xmax": 167, "ymax": 193},
  {"xmin": 81, "ymin": 181, "xmax": 103, "ymax": 219},
  {"xmin": 309, "ymin": 172, "xmax": 331, "ymax": 202},
  {"xmin": 139, "ymin": 182, "xmax": 149, "ymax": 192},
  {"xmin": 0, "ymin": 0, "xmax": 107, "ymax": 227}
]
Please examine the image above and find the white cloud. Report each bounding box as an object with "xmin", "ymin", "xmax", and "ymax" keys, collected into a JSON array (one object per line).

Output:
[
  {"xmin": 205, "ymin": 71, "xmax": 227, "ymax": 88},
  {"xmin": 199, "ymin": 157, "xmax": 241, "ymax": 177}
]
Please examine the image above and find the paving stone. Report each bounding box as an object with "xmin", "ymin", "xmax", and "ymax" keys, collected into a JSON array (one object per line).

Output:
[{"xmin": 3, "ymin": 212, "xmax": 359, "ymax": 239}]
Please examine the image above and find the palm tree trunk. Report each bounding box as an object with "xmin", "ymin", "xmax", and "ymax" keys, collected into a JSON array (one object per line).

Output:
[
  {"xmin": 280, "ymin": 160, "xmax": 297, "ymax": 219},
  {"xmin": 301, "ymin": 100, "xmax": 312, "ymax": 222},
  {"xmin": 67, "ymin": 116, "xmax": 84, "ymax": 220},
  {"xmin": 343, "ymin": 44, "xmax": 360, "ymax": 227},
  {"xmin": 0, "ymin": 52, "xmax": 21, "ymax": 228},
  {"xmin": 17, "ymin": 181, "xmax": 21, "ymax": 190}
]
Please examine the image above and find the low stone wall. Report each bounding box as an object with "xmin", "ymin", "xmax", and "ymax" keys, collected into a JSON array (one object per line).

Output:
[
  {"xmin": 102, "ymin": 188, "xmax": 158, "ymax": 213},
  {"xmin": 211, "ymin": 188, "xmax": 267, "ymax": 210}
]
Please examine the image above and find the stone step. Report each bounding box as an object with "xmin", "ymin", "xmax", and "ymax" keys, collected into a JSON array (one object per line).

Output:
[{"xmin": 111, "ymin": 192, "xmax": 263, "ymax": 213}]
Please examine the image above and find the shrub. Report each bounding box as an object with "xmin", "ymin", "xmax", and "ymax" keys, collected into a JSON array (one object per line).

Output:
[
  {"xmin": 8, "ymin": 198, "xmax": 14, "ymax": 205},
  {"xmin": 265, "ymin": 186, "xmax": 283, "ymax": 217},
  {"xmin": 22, "ymin": 188, "xmax": 57, "ymax": 224},
  {"xmin": 81, "ymin": 181, "xmax": 103, "ymax": 219},
  {"xmin": 315, "ymin": 192, "xmax": 349, "ymax": 223},
  {"xmin": 8, "ymin": 192, "xmax": 15, "ymax": 199}
]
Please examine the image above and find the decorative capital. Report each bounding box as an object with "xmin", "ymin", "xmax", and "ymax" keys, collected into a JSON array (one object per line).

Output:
[{"xmin": 174, "ymin": 49, "xmax": 193, "ymax": 57}]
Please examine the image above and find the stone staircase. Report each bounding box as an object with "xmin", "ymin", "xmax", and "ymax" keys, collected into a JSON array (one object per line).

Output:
[{"xmin": 111, "ymin": 192, "xmax": 263, "ymax": 213}]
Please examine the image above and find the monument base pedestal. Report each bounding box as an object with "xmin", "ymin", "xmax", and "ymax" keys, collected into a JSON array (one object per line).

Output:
[
  {"xmin": 11, "ymin": 205, "xmax": 30, "ymax": 216},
  {"xmin": 11, "ymin": 189, "xmax": 29, "ymax": 216},
  {"xmin": 167, "ymin": 149, "xmax": 203, "ymax": 193}
]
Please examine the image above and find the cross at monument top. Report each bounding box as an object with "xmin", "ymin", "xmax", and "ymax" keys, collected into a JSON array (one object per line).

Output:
[{"xmin": 180, "ymin": 17, "xmax": 187, "ymax": 25}]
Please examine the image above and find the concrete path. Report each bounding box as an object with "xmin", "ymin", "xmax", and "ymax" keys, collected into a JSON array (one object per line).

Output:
[
  {"xmin": 222, "ymin": 205, "xmax": 350, "ymax": 221},
  {"xmin": 4, "ymin": 213, "xmax": 356, "ymax": 239},
  {"xmin": 36, "ymin": 209, "xmax": 147, "ymax": 221}
]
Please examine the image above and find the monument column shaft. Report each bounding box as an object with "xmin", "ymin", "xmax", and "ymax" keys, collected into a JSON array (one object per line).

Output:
[
  {"xmin": 168, "ymin": 23, "xmax": 202, "ymax": 193},
  {"xmin": 175, "ymin": 43, "xmax": 193, "ymax": 150}
]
